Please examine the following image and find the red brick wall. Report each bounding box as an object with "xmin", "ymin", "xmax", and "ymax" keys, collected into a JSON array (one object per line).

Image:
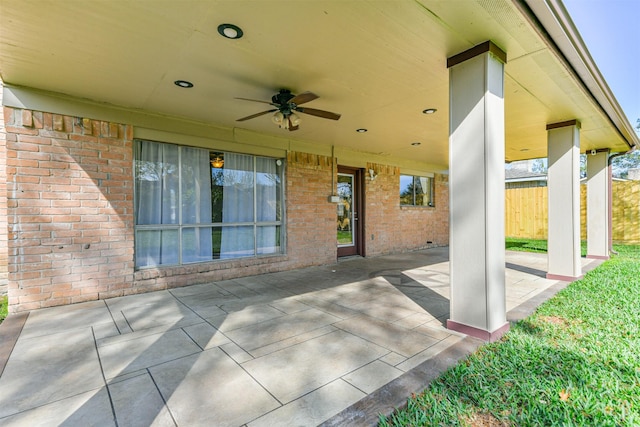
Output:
[
  {"xmin": 4, "ymin": 107, "xmax": 449, "ymax": 312},
  {"xmin": 4, "ymin": 108, "xmax": 135, "ymax": 311},
  {"xmin": 285, "ymin": 152, "xmax": 337, "ymax": 266},
  {"xmin": 3, "ymin": 111, "xmax": 342, "ymax": 312},
  {"xmin": 0, "ymin": 89, "xmax": 7, "ymax": 295},
  {"xmin": 364, "ymin": 163, "xmax": 448, "ymax": 256}
]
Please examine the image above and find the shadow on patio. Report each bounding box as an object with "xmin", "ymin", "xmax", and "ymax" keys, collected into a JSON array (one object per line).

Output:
[{"xmin": 0, "ymin": 247, "xmax": 601, "ymax": 426}]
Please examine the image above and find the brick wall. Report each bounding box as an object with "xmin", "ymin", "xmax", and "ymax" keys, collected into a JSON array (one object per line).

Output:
[
  {"xmin": 4, "ymin": 107, "xmax": 449, "ymax": 312},
  {"xmin": 3, "ymin": 111, "xmax": 342, "ymax": 312},
  {"xmin": 364, "ymin": 163, "xmax": 448, "ymax": 256},
  {"xmin": 285, "ymin": 152, "xmax": 337, "ymax": 266},
  {"xmin": 0, "ymin": 87, "xmax": 7, "ymax": 295},
  {"xmin": 4, "ymin": 108, "xmax": 135, "ymax": 312}
]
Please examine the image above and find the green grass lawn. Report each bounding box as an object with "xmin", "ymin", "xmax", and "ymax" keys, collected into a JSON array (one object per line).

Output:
[
  {"xmin": 0, "ymin": 295, "xmax": 7, "ymax": 325},
  {"xmin": 338, "ymin": 230, "xmax": 353, "ymax": 244},
  {"xmin": 380, "ymin": 242, "xmax": 640, "ymax": 426},
  {"xmin": 506, "ymin": 237, "xmax": 588, "ymax": 257}
]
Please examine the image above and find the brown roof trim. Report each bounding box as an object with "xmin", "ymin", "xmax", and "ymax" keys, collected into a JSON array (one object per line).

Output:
[
  {"xmin": 546, "ymin": 119, "xmax": 581, "ymax": 130},
  {"xmin": 447, "ymin": 41, "xmax": 507, "ymax": 68}
]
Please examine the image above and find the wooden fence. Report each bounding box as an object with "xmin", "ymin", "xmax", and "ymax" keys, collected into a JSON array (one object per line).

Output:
[{"xmin": 506, "ymin": 181, "xmax": 640, "ymax": 243}]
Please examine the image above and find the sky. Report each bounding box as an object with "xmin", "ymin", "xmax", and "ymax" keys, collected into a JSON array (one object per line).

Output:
[{"xmin": 563, "ymin": 0, "xmax": 640, "ymax": 130}]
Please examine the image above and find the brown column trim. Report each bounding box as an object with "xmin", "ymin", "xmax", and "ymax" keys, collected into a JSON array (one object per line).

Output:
[
  {"xmin": 546, "ymin": 272, "xmax": 583, "ymax": 281},
  {"xmin": 586, "ymin": 254, "xmax": 610, "ymax": 260},
  {"xmin": 446, "ymin": 319, "xmax": 510, "ymax": 343},
  {"xmin": 447, "ymin": 41, "xmax": 507, "ymax": 68},
  {"xmin": 546, "ymin": 119, "xmax": 581, "ymax": 130},
  {"xmin": 587, "ymin": 148, "xmax": 610, "ymax": 154}
]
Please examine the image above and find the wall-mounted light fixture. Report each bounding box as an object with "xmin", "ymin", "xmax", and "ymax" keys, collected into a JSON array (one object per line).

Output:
[{"xmin": 368, "ymin": 169, "xmax": 378, "ymax": 181}]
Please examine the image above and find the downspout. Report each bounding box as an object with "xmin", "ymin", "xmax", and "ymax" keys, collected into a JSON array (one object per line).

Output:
[{"xmin": 608, "ymin": 147, "xmax": 636, "ymax": 255}]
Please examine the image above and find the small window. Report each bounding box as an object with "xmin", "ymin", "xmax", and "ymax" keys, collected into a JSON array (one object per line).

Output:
[{"xmin": 400, "ymin": 175, "xmax": 434, "ymax": 207}]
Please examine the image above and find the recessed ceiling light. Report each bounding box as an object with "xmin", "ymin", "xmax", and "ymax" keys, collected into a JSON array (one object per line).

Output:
[
  {"xmin": 422, "ymin": 108, "xmax": 437, "ymax": 114},
  {"xmin": 174, "ymin": 80, "xmax": 194, "ymax": 88},
  {"xmin": 411, "ymin": 142, "xmax": 421, "ymax": 146},
  {"xmin": 218, "ymin": 23, "xmax": 243, "ymax": 39},
  {"xmin": 356, "ymin": 128, "xmax": 368, "ymax": 133}
]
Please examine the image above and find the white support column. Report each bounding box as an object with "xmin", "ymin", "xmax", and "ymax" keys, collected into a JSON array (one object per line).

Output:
[
  {"xmin": 547, "ymin": 120, "xmax": 583, "ymax": 281},
  {"xmin": 446, "ymin": 41, "xmax": 509, "ymax": 342},
  {"xmin": 586, "ymin": 150, "xmax": 610, "ymax": 259}
]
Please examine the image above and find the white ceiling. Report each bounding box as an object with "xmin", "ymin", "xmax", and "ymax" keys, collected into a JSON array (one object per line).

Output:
[{"xmin": 0, "ymin": 0, "xmax": 635, "ymax": 169}]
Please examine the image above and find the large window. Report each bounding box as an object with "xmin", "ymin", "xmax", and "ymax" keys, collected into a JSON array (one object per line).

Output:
[
  {"xmin": 400, "ymin": 174, "xmax": 434, "ymax": 207},
  {"xmin": 134, "ymin": 140, "xmax": 284, "ymax": 268}
]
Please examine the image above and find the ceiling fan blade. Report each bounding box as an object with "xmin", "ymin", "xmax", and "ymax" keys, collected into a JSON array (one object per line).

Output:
[
  {"xmin": 288, "ymin": 91, "xmax": 319, "ymax": 106},
  {"xmin": 235, "ymin": 97, "xmax": 276, "ymax": 106},
  {"xmin": 236, "ymin": 109, "xmax": 277, "ymax": 121},
  {"xmin": 296, "ymin": 107, "xmax": 341, "ymax": 120}
]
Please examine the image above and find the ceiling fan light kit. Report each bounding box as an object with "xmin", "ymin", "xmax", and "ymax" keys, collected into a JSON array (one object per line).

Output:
[
  {"xmin": 272, "ymin": 111, "xmax": 284, "ymax": 126},
  {"xmin": 236, "ymin": 89, "xmax": 341, "ymax": 131},
  {"xmin": 290, "ymin": 113, "xmax": 301, "ymax": 126},
  {"xmin": 271, "ymin": 111, "xmax": 301, "ymax": 129}
]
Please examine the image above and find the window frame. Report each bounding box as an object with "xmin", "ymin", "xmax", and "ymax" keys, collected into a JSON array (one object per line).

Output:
[
  {"xmin": 133, "ymin": 140, "xmax": 286, "ymax": 269},
  {"xmin": 399, "ymin": 174, "xmax": 435, "ymax": 207}
]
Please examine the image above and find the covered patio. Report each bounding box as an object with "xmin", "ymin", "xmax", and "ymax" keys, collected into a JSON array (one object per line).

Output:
[
  {"xmin": 0, "ymin": 3, "xmax": 638, "ymax": 424},
  {"xmin": 0, "ymin": 248, "xmax": 602, "ymax": 426},
  {"xmin": 1, "ymin": 0, "xmax": 638, "ymax": 342}
]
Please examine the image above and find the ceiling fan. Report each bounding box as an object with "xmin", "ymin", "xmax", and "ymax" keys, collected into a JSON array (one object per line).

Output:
[{"xmin": 235, "ymin": 89, "xmax": 341, "ymax": 131}]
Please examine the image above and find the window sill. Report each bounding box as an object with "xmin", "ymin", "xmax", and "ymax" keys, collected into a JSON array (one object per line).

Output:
[{"xmin": 135, "ymin": 252, "xmax": 289, "ymax": 271}]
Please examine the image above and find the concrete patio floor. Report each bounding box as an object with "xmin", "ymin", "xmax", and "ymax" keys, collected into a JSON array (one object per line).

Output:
[{"xmin": 0, "ymin": 247, "xmax": 602, "ymax": 426}]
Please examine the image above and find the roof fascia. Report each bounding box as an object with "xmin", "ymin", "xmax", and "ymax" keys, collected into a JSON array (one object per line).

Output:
[{"xmin": 516, "ymin": 0, "xmax": 639, "ymax": 151}]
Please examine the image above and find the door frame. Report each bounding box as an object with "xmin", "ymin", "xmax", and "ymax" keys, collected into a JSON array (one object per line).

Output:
[{"xmin": 337, "ymin": 166, "xmax": 365, "ymax": 258}]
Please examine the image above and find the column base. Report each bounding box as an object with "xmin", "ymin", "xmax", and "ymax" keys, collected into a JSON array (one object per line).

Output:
[
  {"xmin": 446, "ymin": 320, "xmax": 509, "ymax": 342},
  {"xmin": 586, "ymin": 254, "xmax": 610, "ymax": 260},
  {"xmin": 546, "ymin": 273, "xmax": 583, "ymax": 281}
]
